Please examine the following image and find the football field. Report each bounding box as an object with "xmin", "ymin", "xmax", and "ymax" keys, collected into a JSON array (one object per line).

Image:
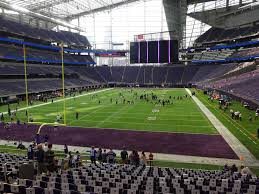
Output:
[{"xmin": 0, "ymin": 88, "xmax": 217, "ymax": 134}]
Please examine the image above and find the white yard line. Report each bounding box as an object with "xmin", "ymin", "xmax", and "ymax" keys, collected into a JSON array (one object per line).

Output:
[
  {"xmin": 2, "ymin": 88, "xmax": 113, "ymax": 115},
  {"xmin": 185, "ymin": 88, "xmax": 259, "ymax": 166}
]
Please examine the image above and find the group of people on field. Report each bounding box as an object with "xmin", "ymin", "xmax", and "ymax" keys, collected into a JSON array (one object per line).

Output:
[{"xmin": 90, "ymin": 89, "xmax": 190, "ymax": 108}]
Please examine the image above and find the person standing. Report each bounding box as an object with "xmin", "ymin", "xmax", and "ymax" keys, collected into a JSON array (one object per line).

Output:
[
  {"xmin": 148, "ymin": 152, "xmax": 154, "ymax": 166},
  {"xmin": 76, "ymin": 112, "xmax": 79, "ymax": 120},
  {"xmin": 45, "ymin": 144, "xmax": 56, "ymax": 173},
  {"xmin": 0, "ymin": 113, "xmax": 4, "ymax": 121},
  {"xmin": 230, "ymin": 109, "xmax": 234, "ymax": 119},
  {"xmin": 36, "ymin": 144, "xmax": 45, "ymax": 174},
  {"xmin": 102, "ymin": 149, "xmax": 107, "ymax": 163},
  {"xmin": 140, "ymin": 151, "xmax": 147, "ymax": 166},
  {"xmin": 89, "ymin": 146, "xmax": 97, "ymax": 164},
  {"xmin": 64, "ymin": 144, "xmax": 68, "ymax": 155},
  {"xmin": 132, "ymin": 150, "xmax": 140, "ymax": 166},
  {"xmin": 96, "ymin": 148, "xmax": 102, "ymax": 163},
  {"xmin": 27, "ymin": 144, "xmax": 34, "ymax": 160},
  {"xmin": 73, "ymin": 151, "xmax": 80, "ymax": 168},
  {"xmin": 67, "ymin": 152, "xmax": 73, "ymax": 168},
  {"xmin": 120, "ymin": 148, "xmax": 128, "ymax": 164},
  {"xmin": 107, "ymin": 149, "xmax": 116, "ymax": 164}
]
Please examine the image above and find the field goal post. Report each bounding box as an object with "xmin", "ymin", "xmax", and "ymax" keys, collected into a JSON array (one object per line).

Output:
[{"xmin": 23, "ymin": 43, "xmax": 67, "ymax": 135}]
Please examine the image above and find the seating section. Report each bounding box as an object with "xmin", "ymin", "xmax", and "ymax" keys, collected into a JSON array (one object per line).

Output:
[
  {"xmin": 0, "ymin": 63, "xmax": 240, "ymax": 97},
  {"xmin": 0, "ymin": 16, "xmax": 90, "ymax": 46},
  {"xmin": 0, "ymin": 153, "xmax": 29, "ymax": 182},
  {"xmin": 195, "ymin": 25, "xmax": 259, "ymax": 44},
  {"xmin": 0, "ymin": 44, "xmax": 94, "ymax": 65},
  {"xmin": 192, "ymin": 50, "xmax": 234, "ymax": 61},
  {"xmin": 0, "ymin": 160, "xmax": 258, "ymax": 194},
  {"xmin": 197, "ymin": 69, "xmax": 259, "ymax": 104},
  {"xmin": 1, "ymin": 61, "xmax": 259, "ymax": 104},
  {"xmin": 230, "ymin": 47, "xmax": 259, "ymax": 59}
]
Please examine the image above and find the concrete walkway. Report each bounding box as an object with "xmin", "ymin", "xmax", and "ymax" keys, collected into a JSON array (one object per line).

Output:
[
  {"xmin": 185, "ymin": 88, "xmax": 259, "ymax": 166},
  {"xmin": 0, "ymin": 139, "xmax": 242, "ymax": 166}
]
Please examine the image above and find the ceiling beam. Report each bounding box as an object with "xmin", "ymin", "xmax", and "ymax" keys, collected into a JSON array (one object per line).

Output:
[
  {"xmin": 187, "ymin": 0, "xmax": 215, "ymax": 5},
  {"xmin": 28, "ymin": 0, "xmax": 74, "ymax": 11},
  {"xmin": 65, "ymin": 0, "xmax": 141, "ymax": 20},
  {"xmin": 0, "ymin": 1, "xmax": 82, "ymax": 31}
]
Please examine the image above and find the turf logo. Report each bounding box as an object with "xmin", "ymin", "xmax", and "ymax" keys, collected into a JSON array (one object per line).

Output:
[
  {"xmin": 152, "ymin": 109, "xmax": 160, "ymax": 113},
  {"xmin": 147, "ymin": 116, "xmax": 157, "ymax": 121}
]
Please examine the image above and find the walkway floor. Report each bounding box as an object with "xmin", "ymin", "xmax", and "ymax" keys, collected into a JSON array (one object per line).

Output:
[{"xmin": 185, "ymin": 88, "xmax": 259, "ymax": 166}]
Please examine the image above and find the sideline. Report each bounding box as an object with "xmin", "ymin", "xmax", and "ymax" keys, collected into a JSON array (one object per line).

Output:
[{"xmin": 185, "ymin": 88, "xmax": 258, "ymax": 166}]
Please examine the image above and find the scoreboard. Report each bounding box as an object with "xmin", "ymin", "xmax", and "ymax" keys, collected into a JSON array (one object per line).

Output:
[{"xmin": 130, "ymin": 40, "xmax": 178, "ymax": 64}]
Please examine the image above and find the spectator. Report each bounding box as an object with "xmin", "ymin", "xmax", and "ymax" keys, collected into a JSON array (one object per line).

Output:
[
  {"xmin": 148, "ymin": 152, "xmax": 154, "ymax": 166},
  {"xmin": 17, "ymin": 141, "xmax": 25, "ymax": 150},
  {"xmin": 27, "ymin": 144, "xmax": 34, "ymax": 160},
  {"xmin": 102, "ymin": 149, "xmax": 107, "ymax": 163},
  {"xmin": 223, "ymin": 164, "xmax": 229, "ymax": 171},
  {"xmin": 36, "ymin": 144, "xmax": 45, "ymax": 174},
  {"xmin": 89, "ymin": 146, "xmax": 97, "ymax": 164},
  {"xmin": 73, "ymin": 151, "xmax": 80, "ymax": 168},
  {"xmin": 96, "ymin": 148, "xmax": 102, "ymax": 163},
  {"xmin": 43, "ymin": 142, "xmax": 48, "ymax": 152},
  {"xmin": 107, "ymin": 149, "xmax": 116, "ymax": 164},
  {"xmin": 132, "ymin": 150, "xmax": 140, "ymax": 166},
  {"xmin": 129, "ymin": 151, "xmax": 134, "ymax": 165},
  {"xmin": 240, "ymin": 165, "xmax": 253, "ymax": 175},
  {"xmin": 140, "ymin": 151, "xmax": 147, "ymax": 166},
  {"xmin": 44, "ymin": 144, "xmax": 56, "ymax": 173},
  {"xmin": 64, "ymin": 144, "xmax": 68, "ymax": 155},
  {"xmin": 231, "ymin": 164, "xmax": 238, "ymax": 173},
  {"xmin": 67, "ymin": 152, "xmax": 73, "ymax": 168},
  {"xmin": 230, "ymin": 109, "xmax": 234, "ymax": 119},
  {"xmin": 120, "ymin": 148, "xmax": 128, "ymax": 164},
  {"xmin": 0, "ymin": 113, "xmax": 4, "ymax": 121}
]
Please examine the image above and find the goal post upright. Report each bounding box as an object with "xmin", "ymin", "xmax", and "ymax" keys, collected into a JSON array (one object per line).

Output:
[
  {"xmin": 61, "ymin": 43, "xmax": 67, "ymax": 126},
  {"xmin": 23, "ymin": 43, "xmax": 67, "ymax": 128},
  {"xmin": 23, "ymin": 44, "xmax": 30, "ymax": 123}
]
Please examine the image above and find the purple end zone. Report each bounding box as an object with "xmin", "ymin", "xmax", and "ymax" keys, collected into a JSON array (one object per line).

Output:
[{"xmin": 0, "ymin": 123, "xmax": 238, "ymax": 159}]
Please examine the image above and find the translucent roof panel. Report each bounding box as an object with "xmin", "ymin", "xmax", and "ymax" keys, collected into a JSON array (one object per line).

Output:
[{"xmin": 4, "ymin": 0, "xmax": 129, "ymax": 18}]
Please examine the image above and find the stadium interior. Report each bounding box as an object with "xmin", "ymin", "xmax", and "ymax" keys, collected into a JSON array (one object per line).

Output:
[{"xmin": 0, "ymin": 0, "xmax": 259, "ymax": 193}]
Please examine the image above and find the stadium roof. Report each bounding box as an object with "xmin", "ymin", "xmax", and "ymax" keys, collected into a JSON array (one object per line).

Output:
[
  {"xmin": 3, "ymin": 0, "xmax": 141, "ymax": 20},
  {"xmin": 4, "ymin": 0, "xmax": 215, "ymax": 20}
]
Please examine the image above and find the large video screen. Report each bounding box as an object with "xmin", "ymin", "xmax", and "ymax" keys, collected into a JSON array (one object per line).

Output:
[{"xmin": 130, "ymin": 40, "xmax": 178, "ymax": 64}]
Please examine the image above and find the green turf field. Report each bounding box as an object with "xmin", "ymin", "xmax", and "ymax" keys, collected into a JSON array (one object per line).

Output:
[{"xmin": 0, "ymin": 88, "xmax": 217, "ymax": 134}]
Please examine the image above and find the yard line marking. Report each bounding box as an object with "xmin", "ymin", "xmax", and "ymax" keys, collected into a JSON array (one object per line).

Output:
[{"xmin": 1, "ymin": 88, "xmax": 113, "ymax": 115}]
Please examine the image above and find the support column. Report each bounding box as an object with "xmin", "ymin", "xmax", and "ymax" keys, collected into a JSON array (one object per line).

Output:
[
  {"xmin": 226, "ymin": 0, "xmax": 230, "ymax": 8},
  {"xmin": 163, "ymin": 0, "xmax": 187, "ymax": 48}
]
